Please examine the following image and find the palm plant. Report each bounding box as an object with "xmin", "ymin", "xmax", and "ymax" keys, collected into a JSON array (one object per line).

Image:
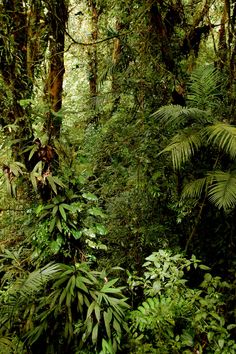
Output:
[{"xmin": 153, "ymin": 66, "xmax": 236, "ymax": 211}]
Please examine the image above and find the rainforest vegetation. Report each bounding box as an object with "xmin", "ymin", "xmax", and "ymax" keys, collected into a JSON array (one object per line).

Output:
[{"xmin": 0, "ymin": 0, "xmax": 236, "ymax": 353}]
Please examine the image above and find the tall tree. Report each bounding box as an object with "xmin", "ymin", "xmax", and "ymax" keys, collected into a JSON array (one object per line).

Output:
[
  {"xmin": 0, "ymin": 0, "xmax": 33, "ymax": 159},
  {"xmin": 44, "ymin": 0, "xmax": 68, "ymax": 140},
  {"xmin": 87, "ymin": 0, "xmax": 101, "ymax": 116}
]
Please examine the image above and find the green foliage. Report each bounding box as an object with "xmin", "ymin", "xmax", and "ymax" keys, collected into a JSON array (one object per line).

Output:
[
  {"xmin": 152, "ymin": 105, "xmax": 211, "ymax": 129},
  {"xmin": 157, "ymin": 66, "xmax": 236, "ymax": 211},
  {"xmin": 206, "ymin": 123, "xmax": 236, "ymax": 159},
  {"xmin": 0, "ymin": 1, "xmax": 235, "ymax": 353},
  {"xmin": 0, "ymin": 261, "xmax": 129, "ymax": 353},
  {"xmin": 32, "ymin": 187, "xmax": 107, "ymax": 263},
  {"xmin": 159, "ymin": 128, "xmax": 202, "ymax": 170},
  {"xmin": 187, "ymin": 66, "xmax": 221, "ymax": 110},
  {"xmin": 127, "ymin": 250, "xmax": 236, "ymax": 354}
]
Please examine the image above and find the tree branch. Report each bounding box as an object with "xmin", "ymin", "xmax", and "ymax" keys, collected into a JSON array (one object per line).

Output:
[{"xmin": 65, "ymin": 30, "xmax": 131, "ymax": 47}]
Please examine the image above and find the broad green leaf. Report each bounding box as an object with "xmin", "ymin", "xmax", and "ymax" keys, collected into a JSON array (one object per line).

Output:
[
  {"xmin": 59, "ymin": 287, "xmax": 67, "ymax": 306},
  {"xmin": 84, "ymin": 318, "xmax": 93, "ymax": 338},
  {"xmin": 53, "ymin": 176, "xmax": 66, "ymax": 188},
  {"xmin": 47, "ymin": 175, "xmax": 57, "ymax": 194},
  {"xmin": 113, "ymin": 318, "xmax": 121, "ymax": 335},
  {"xmin": 49, "ymin": 217, "xmax": 56, "ymax": 233},
  {"xmin": 94, "ymin": 303, "xmax": 101, "ymax": 322},
  {"xmin": 56, "ymin": 217, "xmax": 62, "ymax": 232},
  {"xmin": 78, "ymin": 276, "xmax": 93, "ymax": 285},
  {"xmin": 33, "ymin": 161, "xmax": 43, "ymax": 173},
  {"xmin": 104, "ymin": 311, "xmax": 112, "ymax": 338},
  {"xmin": 50, "ymin": 240, "xmax": 61, "ymax": 253},
  {"xmin": 77, "ymin": 292, "xmax": 84, "ymax": 312},
  {"xmin": 101, "ymin": 278, "xmax": 119, "ymax": 291},
  {"xmin": 92, "ymin": 323, "xmax": 99, "ymax": 345},
  {"xmin": 199, "ymin": 264, "xmax": 211, "ymax": 270},
  {"xmin": 29, "ymin": 145, "xmax": 38, "ymax": 161},
  {"xmin": 207, "ymin": 331, "xmax": 214, "ymax": 342},
  {"xmin": 66, "ymin": 291, "xmax": 72, "ymax": 308},
  {"xmin": 75, "ymin": 278, "xmax": 88, "ymax": 293},
  {"xmin": 82, "ymin": 192, "xmax": 98, "ymax": 201},
  {"xmin": 52, "ymin": 205, "xmax": 58, "ymax": 217},
  {"xmin": 71, "ymin": 230, "xmax": 82, "ymax": 240},
  {"xmin": 30, "ymin": 172, "xmax": 38, "ymax": 191},
  {"xmin": 61, "ymin": 203, "xmax": 73, "ymax": 211},
  {"xmin": 86, "ymin": 301, "xmax": 96, "ymax": 319},
  {"xmin": 88, "ymin": 207, "xmax": 106, "ymax": 218},
  {"xmin": 19, "ymin": 98, "xmax": 33, "ymax": 107},
  {"xmin": 96, "ymin": 223, "xmax": 108, "ymax": 235},
  {"xmin": 218, "ymin": 339, "xmax": 224, "ymax": 349},
  {"xmin": 59, "ymin": 204, "xmax": 67, "ymax": 221},
  {"xmin": 83, "ymin": 228, "xmax": 96, "ymax": 238},
  {"xmin": 70, "ymin": 275, "xmax": 76, "ymax": 296},
  {"xmin": 227, "ymin": 324, "xmax": 236, "ymax": 330}
]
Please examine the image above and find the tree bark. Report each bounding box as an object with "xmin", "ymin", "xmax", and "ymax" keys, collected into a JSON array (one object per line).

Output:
[
  {"xmin": 87, "ymin": 0, "xmax": 100, "ymax": 114},
  {"xmin": 44, "ymin": 0, "xmax": 68, "ymax": 140},
  {"xmin": 0, "ymin": 0, "xmax": 33, "ymax": 160}
]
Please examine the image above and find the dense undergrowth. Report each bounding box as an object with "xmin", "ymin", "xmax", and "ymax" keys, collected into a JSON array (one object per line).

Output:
[{"xmin": 1, "ymin": 0, "xmax": 236, "ymax": 352}]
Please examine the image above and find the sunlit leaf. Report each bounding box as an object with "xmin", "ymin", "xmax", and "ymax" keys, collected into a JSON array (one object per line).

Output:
[
  {"xmin": 47, "ymin": 175, "xmax": 57, "ymax": 194},
  {"xmin": 82, "ymin": 192, "xmax": 98, "ymax": 201},
  {"xmin": 59, "ymin": 204, "xmax": 67, "ymax": 221}
]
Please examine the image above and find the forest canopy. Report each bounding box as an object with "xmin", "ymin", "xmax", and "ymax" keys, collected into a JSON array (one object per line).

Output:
[{"xmin": 0, "ymin": 0, "xmax": 236, "ymax": 353}]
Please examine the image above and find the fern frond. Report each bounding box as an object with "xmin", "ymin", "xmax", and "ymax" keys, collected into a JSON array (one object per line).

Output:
[
  {"xmin": 208, "ymin": 171, "xmax": 236, "ymax": 210},
  {"xmin": 181, "ymin": 176, "xmax": 209, "ymax": 200},
  {"xmin": 188, "ymin": 66, "xmax": 221, "ymax": 109},
  {"xmin": 151, "ymin": 105, "xmax": 210, "ymax": 128},
  {"xmin": 17, "ymin": 263, "xmax": 61, "ymax": 296},
  {"xmin": 205, "ymin": 123, "xmax": 236, "ymax": 159},
  {"xmin": 159, "ymin": 129, "xmax": 202, "ymax": 170}
]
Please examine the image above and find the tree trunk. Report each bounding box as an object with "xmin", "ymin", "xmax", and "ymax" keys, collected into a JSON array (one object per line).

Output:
[
  {"xmin": 0, "ymin": 0, "xmax": 33, "ymax": 160},
  {"xmin": 44, "ymin": 0, "xmax": 68, "ymax": 140},
  {"xmin": 87, "ymin": 0, "xmax": 100, "ymax": 116}
]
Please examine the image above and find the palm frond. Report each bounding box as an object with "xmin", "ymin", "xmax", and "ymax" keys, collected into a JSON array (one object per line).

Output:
[
  {"xmin": 151, "ymin": 105, "xmax": 210, "ymax": 129},
  {"xmin": 159, "ymin": 129, "xmax": 202, "ymax": 170},
  {"xmin": 0, "ymin": 336, "xmax": 14, "ymax": 350},
  {"xmin": 205, "ymin": 123, "xmax": 236, "ymax": 159},
  {"xmin": 16, "ymin": 263, "xmax": 61, "ymax": 297},
  {"xmin": 181, "ymin": 176, "xmax": 209, "ymax": 200},
  {"xmin": 208, "ymin": 171, "xmax": 236, "ymax": 210},
  {"xmin": 187, "ymin": 66, "xmax": 221, "ymax": 109}
]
